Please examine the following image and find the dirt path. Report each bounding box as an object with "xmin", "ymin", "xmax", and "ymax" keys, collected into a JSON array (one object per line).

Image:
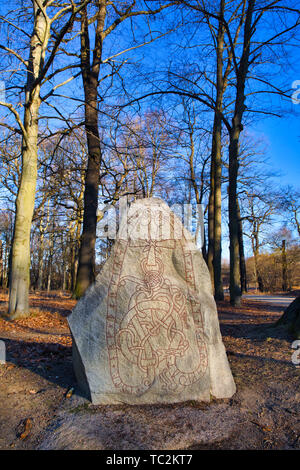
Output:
[
  {"xmin": 243, "ymin": 294, "xmax": 296, "ymax": 308},
  {"xmin": 0, "ymin": 291, "xmax": 299, "ymax": 450}
]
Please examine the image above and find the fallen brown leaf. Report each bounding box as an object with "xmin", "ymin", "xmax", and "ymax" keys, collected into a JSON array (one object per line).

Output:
[
  {"xmin": 19, "ymin": 418, "xmax": 32, "ymax": 440},
  {"xmin": 65, "ymin": 387, "xmax": 74, "ymax": 399}
]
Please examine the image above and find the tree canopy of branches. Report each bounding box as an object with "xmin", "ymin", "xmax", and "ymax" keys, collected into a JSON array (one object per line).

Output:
[{"xmin": 0, "ymin": 0, "xmax": 299, "ymax": 317}]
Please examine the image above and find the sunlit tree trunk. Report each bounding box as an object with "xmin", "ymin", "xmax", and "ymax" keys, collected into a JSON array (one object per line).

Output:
[
  {"xmin": 37, "ymin": 200, "xmax": 50, "ymax": 290},
  {"xmin": 46, "ymin": 227, "xmax": 54, "ymax": 293},
  {"xmin": 237, "ymin": 197, "xmax": 247, "ymax": 292},
  {"xmin": 212, "ymin": 0, "xmax": 225, "ymax": 301},
  {"xmin": 4, "ymin": 239, "xmax": 9, "ymax": 288},
  {"xmin": 228, "ymin": 0, "xmax": 255, "ymax": 306},
  {"xmin": 281, "ymin": 239, "xmax": 288, "ymax": 292},
  {"xmin": 228, "ymin": 124, "xmax": 242, "ymax": 305},
  {"xmin": 251, "ymin": 230, "xmax": 264, "ymax": 292},
  {"xmin": 9, "ymin": 100, "xmax": 40, "ymax": 316},
  {"xmin": 212, "ymin": 110, "xmax": 224, "ymax": 300},
  {"xmin": 7, "ymin": 1, "xmax": 85, "ymax": 317},
  {"xmin": 8, "ymin": 3, "xmax": 46, "ymax": 317},
  {"xmin": 207, "ymin": 157, "xmax": 215, "ymax": 287}
]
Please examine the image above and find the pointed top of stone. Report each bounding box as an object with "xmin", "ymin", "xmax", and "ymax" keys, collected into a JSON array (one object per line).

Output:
[{"xmin": 118, "ymin": 197, "xmax": 194, "ymax": 243}]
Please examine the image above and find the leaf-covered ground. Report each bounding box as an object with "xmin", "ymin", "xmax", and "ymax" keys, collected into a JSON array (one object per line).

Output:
[{"xmin": 0, "ymin": 290, "xmax": 299, "ymax": 450}]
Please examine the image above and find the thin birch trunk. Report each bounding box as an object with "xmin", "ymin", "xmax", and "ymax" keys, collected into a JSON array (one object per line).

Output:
[{"xmin": 8, "ymin": 4, "xmax": 49, "ymax": 317}]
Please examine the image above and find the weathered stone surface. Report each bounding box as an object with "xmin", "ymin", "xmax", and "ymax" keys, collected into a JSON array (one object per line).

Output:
[
  {"xmin": 68, "ymin": 198, "xmax": 236, "ymax": 404},
  {"xmin": 0, "ymin": 340, "xmax": 6, "ymax": 365},
  {"xmin": 275, "ymin": 295, "xmax": 300, "ymax": 339}
]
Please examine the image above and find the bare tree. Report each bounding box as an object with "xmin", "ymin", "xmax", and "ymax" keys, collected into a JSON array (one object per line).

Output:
[
  {"xmin": 74, "ymin": 0, "xmax": 175, "ymax": 298},
  {"xmin": 243, "ymin": 191, "xmax": 278, "ymax": 292},
  {"xmin": 279, "ymin": 186, "xmax": 300, "ymax": 237},
  {"xmin": 0, "ymin": 0, "xmax": 89, "ymax": 318}
]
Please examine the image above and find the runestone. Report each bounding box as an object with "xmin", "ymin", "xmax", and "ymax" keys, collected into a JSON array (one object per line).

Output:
[{"xmin": 68, "ymin": 198, "xmax": 236, "ymax": 404}]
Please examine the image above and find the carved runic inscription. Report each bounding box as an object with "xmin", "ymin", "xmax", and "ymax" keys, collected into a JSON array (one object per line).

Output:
[{"xmin": 106, "ymin": 236, "xmax": 208, "ymax": 396}]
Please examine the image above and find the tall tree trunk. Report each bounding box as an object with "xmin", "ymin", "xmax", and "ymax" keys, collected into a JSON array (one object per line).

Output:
[
  {"xmin": 8, "ymin": 4, "xmax": 49, "ymax": 318},
  {"xmin": 213, "ymin": 111, "xmax": 224, "ymax": 300},
  {"xmin": 255, "ymin": 236, "xmax": 264, "ymax": 292},
  {"xmin": 62, "ymin": 263, "xmax": 67, "ymax": 291},
  {"xmin": 186, "ymin": 110, "xmax": 208, "ymax": 261},
  {"xmin": 237, "ymin": 196, "xmax": 247, "ymax": 292},
  {"xmin": 7, "ymin": 1, "xmax": 83, "ymax": 314},
  {"xmin": 8, "ymin": 102, "xmax": 40, "ymax": 317},
  {"xmin": 4, "ymin": 238, "xmax": 9, "ymax": 288},
  {"xmin": 281, "ymin": 239, "xmax": 288, "ymax": 292},
  {"xmin": 37, "ymin": 242, "xmax": 44, "ymax": 290},
  {"xmin": 207, "ymin": 156, "xmax": 215, "ymax": 287},
  {"xmin": 70, "ymin": 234, "xmax": 77, "ymax": 292},
  {"xmin": 252, "ymin": 232, "xmax": 263, "ymax": 292},
  {"xmin": 228, "ymin": 125, "xmax": 241, "ymax": 305},
  {"xmin": 37, "ymin": 205, "xmax": 48, "ymax": 290},
  {"xmin": 74, "ymin": 90, "xmax": 102, "ymax": 297},
  {"xmin": 74, "ymin": 2, "xmax": 106, "ymax": 299},
  {"xmin": 37, "ymin": 183, "xmax": 50, "ymax": 291},
  {"xmin": 228, "ymin": 0, "xmax": 255, "ymax": 306},
  {"xmin": 62, "ymin": 232, "xmax": 67, "ymax": 290},
  {"xmin": 47, "ymin": 256, "xmax": 52, "ymax": 292},
  {"xmin": 72, "ymin": 219, "xmax": 82, "ymax": 292},
  {"xmin": 212, "ymin": 0, "xmax": 225, "ymax": 301},
  {"xmin": 46, "ymin": 225, "xmax": 54, "ymax": 293}
]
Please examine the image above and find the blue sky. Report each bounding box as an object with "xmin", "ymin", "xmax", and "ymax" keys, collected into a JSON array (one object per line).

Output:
[
  {"xmin": 222, "ymin": 86, "xmax": 300, "ymax": 261},
  {"xmin": 0, "ymin": 1, "xmax": 298, "ymax": 261},
  {"xmin": 252, "ymin": 110, "xmax": 300, "ymax": 188}
]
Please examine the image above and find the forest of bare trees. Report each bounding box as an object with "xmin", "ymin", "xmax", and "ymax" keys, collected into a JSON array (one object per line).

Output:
[{"xmin": 0, "ymin": 0, "xmax": 299, "ymax": 318}]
